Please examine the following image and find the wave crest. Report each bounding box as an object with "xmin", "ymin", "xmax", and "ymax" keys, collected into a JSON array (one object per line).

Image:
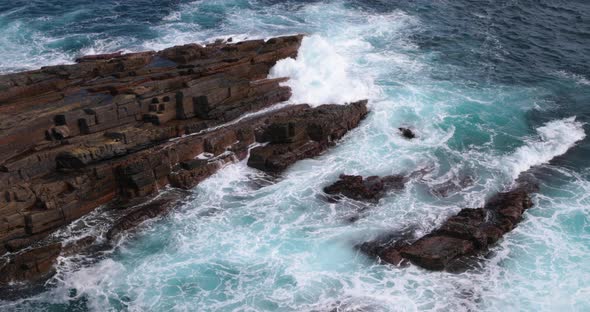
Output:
[
  {"xmin": 504, "ymin": 117, "xmax": 586, "ymax": 179},
  {"xmin": 269, "ymin": 35, "xmax": 374, "ymax": 106}
]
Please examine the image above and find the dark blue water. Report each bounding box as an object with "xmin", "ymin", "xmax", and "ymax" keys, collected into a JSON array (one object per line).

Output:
[{"xmin": 1, "ymin": 1, "xmax": 589, "ymax": 311}]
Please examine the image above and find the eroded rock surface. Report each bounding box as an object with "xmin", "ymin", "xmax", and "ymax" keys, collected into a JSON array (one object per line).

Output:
[
  {"xmin": 106, "ymin": 191, "xmax": 186, "ymax": 241},
  {"xmin": 247, "ymin": 101, "xmax": 368, "ymax": 172},
  {"xmin": 323, "ymin": 174, "xmax": 405, "ymax": 202},
  {"xmin": 361, "ymin": 186, "xmax": 537, "ymax": 271},
  {"xmin": 0, "ymin": 34, "xmax": 370, "ymax": 283},
  {"xmin": 0, "ymin": 243, "xmax": 62, "ymax": 284}
]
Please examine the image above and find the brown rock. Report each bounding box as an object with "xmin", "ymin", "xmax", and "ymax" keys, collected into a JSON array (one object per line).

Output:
[
  {"xmin": 169, "ymin": 160, "xmax": 221, "ymax": 190},
  {"xmin": 247, "ymin": 100, "xmax": 368, "ymax": 172},
  {"xmin": 61, "ymin": 236, "xmax": 97, "ymax": 256},
  {"xmin": 0, "ymin": 34, "xmax": 372, "ymax": 284},
  {"xmin": 106, "ymin": 192, "xmax": 183, "ymax": 241},
  {"xmin": 398, "ymin": 127, "xmax": 416, "ymax": 139},
  {"xmin": 0, "ymin": 243, "xmax": 62, "ymax": 284},
  {"xmin": 400, "ymin": 236, "xmax": 475, "ymax": 270},
  {"xmin": 361, "ymin": 186, "xmax": 537, "ymax": 271},
  {"xmin": 324, "ymin": 174, "xmax": 405, "ymax": 202}
]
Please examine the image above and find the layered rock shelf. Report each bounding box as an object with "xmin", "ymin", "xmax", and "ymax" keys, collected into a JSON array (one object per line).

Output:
[
  {"xmin": 0, "ymin": 34, "xmax": 370, "ymax": 284},
  {"xmin": 360, "ymin": 186, "xmax": 537, "ymax": 271},
  {"xmin": 248, "ymin": 102, "xmax": 368, "ymax": 172}
]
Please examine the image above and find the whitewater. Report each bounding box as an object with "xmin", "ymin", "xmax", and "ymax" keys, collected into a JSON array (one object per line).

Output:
[{"xmin": 1, "ymin": 0, "xmax": 589, "ymax": 311}]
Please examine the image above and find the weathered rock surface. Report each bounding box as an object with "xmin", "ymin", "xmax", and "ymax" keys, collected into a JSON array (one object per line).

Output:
[
  {"xmin": 361, "ymin": 186, "xmax": 537, "ymax": 271},
  {"xmin": 0, "ymin": 34, "xmax": 370, "ymax": 283},
  {"xmin": 247, "ymin": 101, "xmax": 368, "ymax": 172},
  {"xmin": 323, "ymin": 174, "xmax": 405, "ymax": 202},
  {"xmin": 61, "ymin": 236, "xmax": 97, "ymax": 257},
  {"xmin": 0, "ymin": 243, "xmax": 62, "ymax": 284},
  {"xmin": 106, "ymin": 192, "xmax": 185, "ymax": 241}
]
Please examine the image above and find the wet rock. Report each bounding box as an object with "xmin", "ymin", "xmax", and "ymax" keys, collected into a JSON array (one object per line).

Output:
[
  {"xmin": 0, "ymin": 243, "xmax": 62, "ymax": 284},
  {"xmin": 398, "ymin": 127, "xmax": 416, "ymax": 139},
  {"xmin": 248, "ymin": 140, "xmax": 324, "ymax": 172},
  {"xmin": 430, "ymin": 175, "xmax": 475, "ymax": 198},
  {"xmin": 361, "ymin": 186, "xmax": 537, "ymax": 271},
  {"xmin": 247, "ymin": 100, "xmax": 368, "ymax": 172},
  {"xmin": 75, "ymin": 51, "xmax": 123, "ymax": 62},
  {"xmin": 400, "ymin": 236, "xmax": 475, "ymax": 270},
  {"xmin": 169, "ymin": 154, "xmax": 238, "ymax": 190},
  {"xmin": 324, "ymin": 174, "xmax": 405, "ymax": 202},
  {"xmin": 4, "ymin": 231, "xmax": 54, "ymax": 252},
  {"xmin": 106, "ymin": 191, "xmax": 185, "ymax": 241},
  {"xmin": 358, "ymin": 231, "xmax": 413, "ymax": 267},
  {"xmin": 61, "ymin": 236, "xmax": 97, "ymax": 256},
  {"xmin": 0, "ymin": 35, "xmax": 306, "ymax": 259}
]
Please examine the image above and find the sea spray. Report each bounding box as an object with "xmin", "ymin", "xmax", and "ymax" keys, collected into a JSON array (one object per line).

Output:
[{"xmin": 269, "ymin": 35, "xmax": 374, "ymax": 106}]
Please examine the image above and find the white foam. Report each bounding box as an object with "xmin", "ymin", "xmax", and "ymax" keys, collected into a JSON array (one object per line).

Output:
[
  {"xmin": 77, "ymin": 37, "xmax": 135, "ymax": 58},
  {"xmin": 269, "ymin": 35, "xmax": 374, "ymax": 106},
  {"xmin": 162, "ymin": 11, "xmax": 182, "ymax": 22},
  {"xmin": 0, "ymin": 20, "xmax": 73, "ymax": 73},
  {"xmin": 503, "ymin": 117, "xmax": 586, "ymax": 179},
  {"xmin": 554, "ymin": 70, "xmax": 590, "ymax": 86}
]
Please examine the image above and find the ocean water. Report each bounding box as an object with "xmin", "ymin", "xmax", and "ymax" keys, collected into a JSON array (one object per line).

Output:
[{"xmin": 1, "ymin": 0, "xmax": 590, "ymax": 311}]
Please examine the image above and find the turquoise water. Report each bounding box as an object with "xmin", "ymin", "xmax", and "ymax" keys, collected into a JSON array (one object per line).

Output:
[{"xmin": 1, "ymin": 1, "xmax": 589, "ymax": 311}]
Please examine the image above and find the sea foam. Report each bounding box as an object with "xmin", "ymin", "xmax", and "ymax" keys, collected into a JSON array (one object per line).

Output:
[
  {"xmin": 269, "ymin": 35, "xmax": 374, "ymax": 106},
  {"xmin": 503, "ymin": 117, "xmax": 586, "ymax": 180}
]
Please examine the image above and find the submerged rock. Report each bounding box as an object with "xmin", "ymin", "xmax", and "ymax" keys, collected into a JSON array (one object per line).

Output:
[
  {"xmin": 361, "ymin": 186, "xmax": 537, "ymax": 271},
  {"xmin": 323, "ymin": 174, "xmax": 405, "ymax": 202},
  {"xmin": 61, "ymin": 236, "xmax": 97, "ymax": 257},
  {"xmin": 358, "ymin": 231, "xmax": 414, "ymax": 266}
]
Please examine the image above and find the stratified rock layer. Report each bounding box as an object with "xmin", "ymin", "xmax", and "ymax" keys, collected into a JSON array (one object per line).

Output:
[
  {"xmin": 247, "ymin": 102, "xmax": 368, "ymax": 172},
  {"xmin": 0, "ymin": 34, "xmax": 369, "ymax": 283},
  {"xmin": 360, "ymin": 187, "xmax": 536, "ymax": 271}
]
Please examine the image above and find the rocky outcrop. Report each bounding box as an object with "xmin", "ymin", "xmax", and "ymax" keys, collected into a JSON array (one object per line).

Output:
[
  {"xmin": 0, "ymin": 34, "xmax": 370, "ymax": 284},
  {"xmin": 0, "ymin": 35, "xmax": 304, "ymax": 252},
  {"xmin": 61, "ymin": 236, "xmax": 97, "ymax": 257},
  {"xmin": 106, "ymin": 190, "xmax": 187, "ymax": 240},
  {"xmin": 0, "ymin": 243, "xmax": 62, "ymax": 284},
  {"xmin": 360, "ymin": 186, "xmax": 536, "ymax": 271},
  {"xmin": 247, "ymin": 101, "xmax": 368, "ymax": 172},
  {"xmin": 323, "ymin": 174, "xmax": 405, "ymax": 202}
]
